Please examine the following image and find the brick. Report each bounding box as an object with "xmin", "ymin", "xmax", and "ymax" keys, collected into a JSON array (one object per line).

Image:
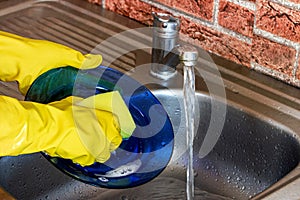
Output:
[
  {"xmin": 155, "ymin": 0, "xmax": 214, "ymax": 21},
  {"xmin": 251, "ymin": 35, "xmax": 296, "ymax": 76},
  {"xmin": 256, "ymin": 0, "xmax": 300, "ymax": 42},
  {"xmin": 180, "ymin": 17, "xmax": 252, "ymax": 67},
  {"xmin": 218, "ymin": 0, "xmax": 254, "ymax": 37},
  {"xmin": 106, "ymin": 0, "xmax": 153, "ymax": 25}
]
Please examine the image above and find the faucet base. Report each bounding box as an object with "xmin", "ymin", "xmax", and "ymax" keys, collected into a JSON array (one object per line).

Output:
[{"xmin": 150, "ymin": 65, "xmax": 177, "ymax": 80}]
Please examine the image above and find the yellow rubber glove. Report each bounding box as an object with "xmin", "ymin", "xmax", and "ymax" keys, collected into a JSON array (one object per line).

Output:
[
  {"xmin": 0, "ymin": 31, "xmax": 102, "ymax": 94},
  {"xmin": 0, "ymin": 31, "xmax": 136, "ymax": 166},
  {"xmin": 0, "ymin": 91, "xmax": 135, "ymax": 166}
]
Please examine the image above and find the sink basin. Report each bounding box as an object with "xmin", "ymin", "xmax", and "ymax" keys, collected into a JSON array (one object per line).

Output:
[
  {"xmin": 153, "ymin": 89, "xmax": 300, "ymax": 199},
  {"xmin": 0, "ymin": 88, "xmax": 299, "ymax": 199}
]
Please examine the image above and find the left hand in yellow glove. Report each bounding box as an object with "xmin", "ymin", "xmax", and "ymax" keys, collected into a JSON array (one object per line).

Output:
[
  {"xmin": 0, "ymin": 30, "xmax": 102, "ymax": 94},
  {"xmin": 0, "ymin": 31, "xmax": 135, "ymax": 166}
]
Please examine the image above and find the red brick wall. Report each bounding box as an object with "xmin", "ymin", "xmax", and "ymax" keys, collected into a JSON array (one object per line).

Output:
[{"xmin": 88, "ymin": 0, "xmax": 300, "ymax": 87}]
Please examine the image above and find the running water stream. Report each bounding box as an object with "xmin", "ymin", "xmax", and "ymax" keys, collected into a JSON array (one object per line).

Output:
[{"xmin": 183, "ymin": 64, "xmax": 196, "ymax": 200}]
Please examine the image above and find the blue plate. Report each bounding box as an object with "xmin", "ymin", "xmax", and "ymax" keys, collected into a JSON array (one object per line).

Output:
[{"xmin": 25, "ymin": 66, "xmax": 174, "ymax": 188}]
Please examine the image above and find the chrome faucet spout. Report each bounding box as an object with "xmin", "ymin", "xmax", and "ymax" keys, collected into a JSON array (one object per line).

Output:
[
  {"xmin": 177, "ymin": 45, "xmax": 199, "ymax": 68},
  {"xmin": 151, "ymin": 12, "xmax": 180, "ymax": 79}
]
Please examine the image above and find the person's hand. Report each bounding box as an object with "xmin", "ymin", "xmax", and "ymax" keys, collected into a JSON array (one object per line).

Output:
[
  {"xmin": 0, "ymin": 91, "xmax": 135, "ymax": 166},
  {"xmin": 0, "ymin": 31, "xmax": 135, "ymax": 166},
  {"xmin": 0, "ymin": 31, "xmax": 102, "ymax": 94}
]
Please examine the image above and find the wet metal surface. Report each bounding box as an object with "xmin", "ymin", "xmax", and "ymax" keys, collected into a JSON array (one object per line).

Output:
[{"xmin": 0, "ymin": 0, "xmax": 300, "ymax": 199}]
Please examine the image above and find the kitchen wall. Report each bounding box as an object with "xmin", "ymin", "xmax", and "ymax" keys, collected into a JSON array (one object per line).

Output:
[{"xmin": 88, "ymin": 0, "xmax": 300, "ymax": 88}]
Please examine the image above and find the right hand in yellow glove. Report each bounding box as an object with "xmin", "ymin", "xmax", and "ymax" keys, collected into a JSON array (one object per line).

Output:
[
  {"xmin": 0, "ymin": 91, "xmax": 135, "ymax": 166},
  {"xmin": 0, "ymin": 31, "xmax": 136, "ymax": 166}
]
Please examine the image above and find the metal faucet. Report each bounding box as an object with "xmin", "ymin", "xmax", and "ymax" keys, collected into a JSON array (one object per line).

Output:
[
  {"xmin": 150, "ymin": 13, "xmax": 199, "ymax": 200},
  {"xmin": 150, "ymin": 12, "xmax": 198, "ymax": 79}
]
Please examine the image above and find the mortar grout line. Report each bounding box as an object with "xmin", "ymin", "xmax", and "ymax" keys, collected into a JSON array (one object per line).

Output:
[
  {"xmin": 216, "ymin": 25, "xmax": 252, "ymax": 43},
  {"xmin": 102, "ymin": 0, "xmax": 106, "ymax": 9},
  {"xmin": 141, "ymin": 0, "xmax": 206, "ymax": 19},
  {"xmin": 225, "ymin": 0, "xmax": 256, "ymax": 11},
  {"xmin": 270, "ymin": 0, "xmax": 300, "ymax": 11},
  {"xmin": 213, "ymin": 0, "xmax": 220, "ymax": 26}
]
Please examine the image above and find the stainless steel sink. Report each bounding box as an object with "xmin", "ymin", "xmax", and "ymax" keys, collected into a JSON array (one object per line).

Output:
[
  {"xmin": 0, "ymin": 88, "xmax": 299, "ymax": 199},
  {"xmin": 0, "ymin": 0, "xmax": 300, "ymax": 199},
  {"xmin": 153, "ymin": 89, "xmax": 300, "ymax": 199}
]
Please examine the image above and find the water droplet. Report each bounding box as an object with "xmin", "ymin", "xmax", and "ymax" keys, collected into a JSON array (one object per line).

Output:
[
  {"xmin": 121, "ymin": 195, "xmax": 129, "ymax": 200},
  {"xmin": 265, "ymin": 136, "xmax": 269, "ymax": 140},
  {"xmin": 194, "ymin": 172, "xmax": 198, "ymax": 177},
  {"xmin": 232, "ymin": 89, "xmax": 239, "ymax": 94},
  {"xmin": 161, "ymin": 141, "xmax": 166, "ymax": 146},
  {"xmin": 98, "ymin": 177, "xmax": 109, "ymax": 182},
  {"xmin": 257, "ymin": 179, "xmax": 261, "ymax": 184}
]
